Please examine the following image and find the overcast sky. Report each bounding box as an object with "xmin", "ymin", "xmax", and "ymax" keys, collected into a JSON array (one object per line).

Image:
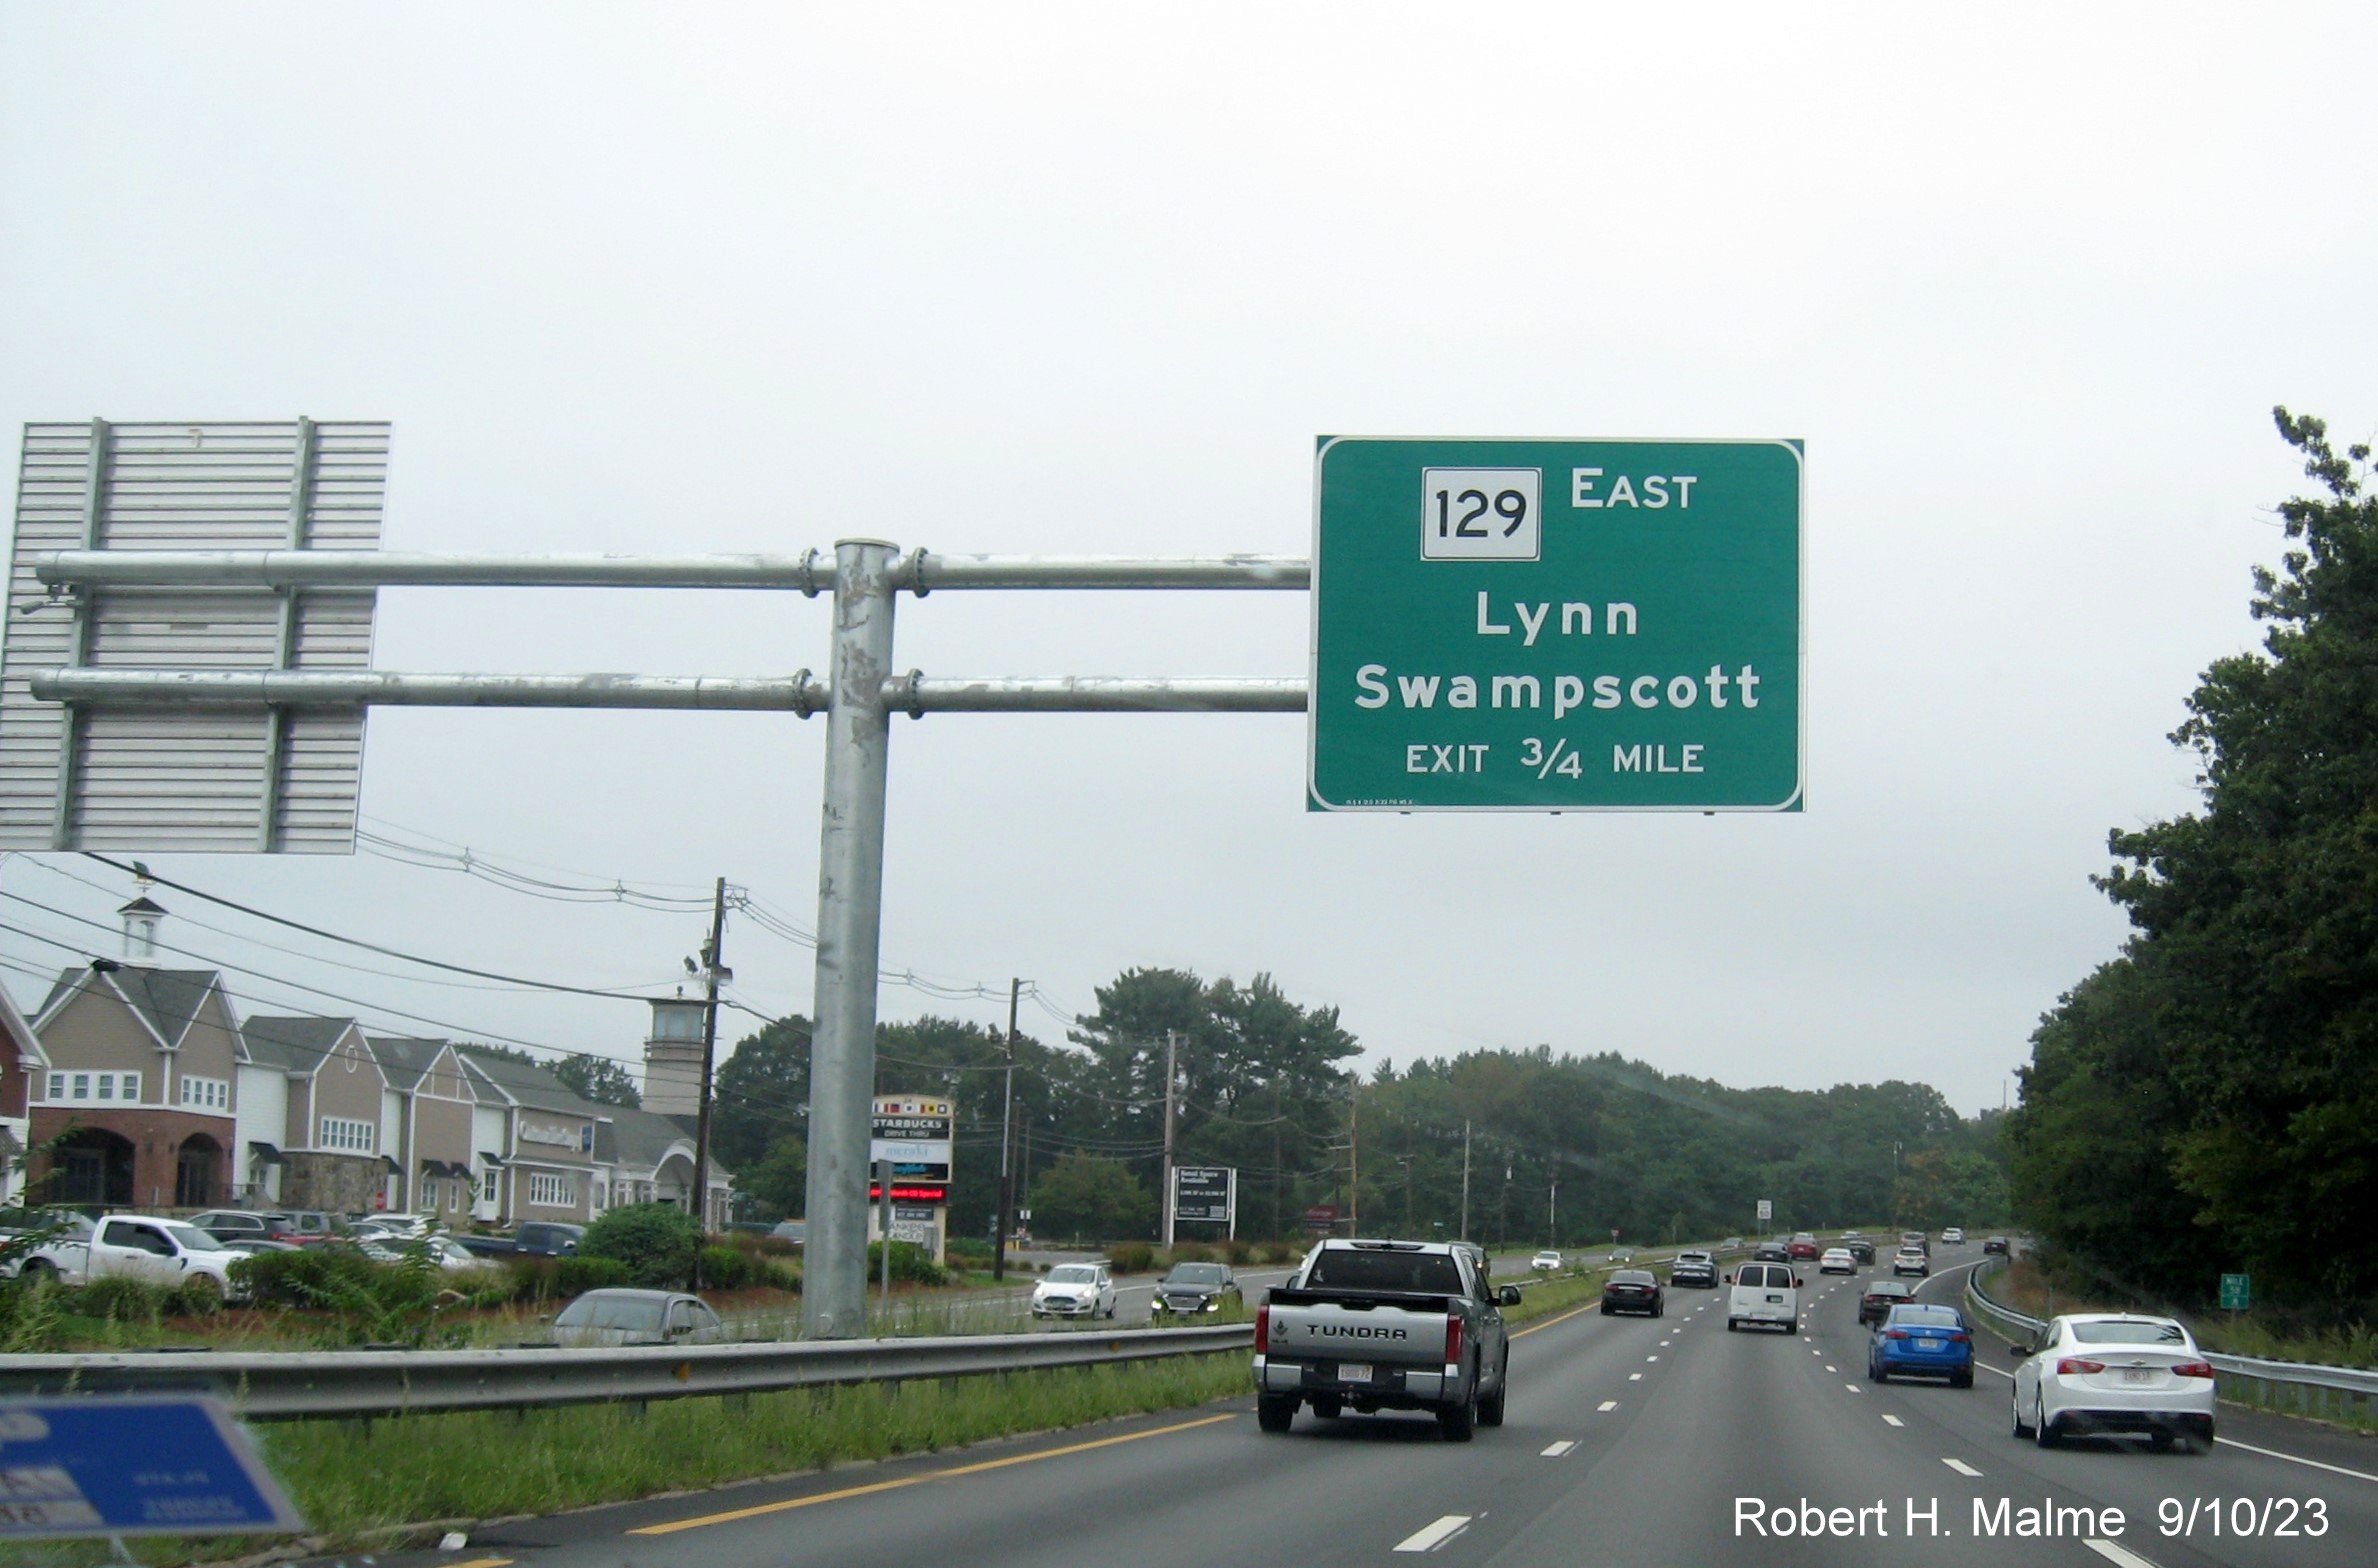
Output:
[{"xmin": 2, "ymin": 6, "xmax": 2369, "ymax": 1119}]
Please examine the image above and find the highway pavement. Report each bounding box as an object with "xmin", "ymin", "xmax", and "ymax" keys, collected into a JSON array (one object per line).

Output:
[{"xmin": 321, "ymin": 1246, "xmax": 2378, "ymax": 1568}]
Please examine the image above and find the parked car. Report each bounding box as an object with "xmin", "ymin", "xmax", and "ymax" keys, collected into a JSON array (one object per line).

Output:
[
  {"xmin": 1726, "ymin": 1261, "xmax": 1801, "ymax": 1334},
  {"xmin": 1152, "ymin": 1261, "xmax": 1241, "ymax": 1316},
  {"xmin": 1857, "ymin": 1279, "xmax": 1918, "ymax": 1325},
  {"xmin": 457, "ymin": 1221, "xmax": 585, "ymax": 1259},
  {"xmin": 1600, "ymin": 1269, "xmax": 1663, "ymax": 1317},
  {"xmin": 1031, "ymin": 1262, "xmax": 1117, "ymax": 1319},
  {"xmin": 217, "ymin": 1238, "xmax": 301, "ymax": 1257},
  {"xmin": 1868, "ymin": 1302, "xmax": 1975, "ymax": 1386},
  {"xmin": 1668, "ymin": 1250, "xmax": 1719, "ymax": 1289},
  {"xmin": 769, "ymin": 1220, "xmax": 806, "ymax": 1247},
  {"xmin": 187, "ymin": 1210, "xmax": 296, "ymax": 1246},
  {"xmin": 2010, "ymin": 1314, "xmax": 2216, "ymax": 1451},
  {"xmin": 0, "ymin": 1207, "xmax": 94, "ymax": 1276},
  {"xmin": 275, "ymin": 1211, "xmax": 348, "ymax": 1244},
  {"xmin": 1818, "ymin": 1247, "xmax": 1856, "ymax": 1275},
  {"xmin": 1983, "ymin": 1236, "xmax": 2011, "ymax": 1255},
  {"xmin": 551, "ymin": 1288, "xmax": 727, "ymax": 1347},
  {"xmin": 357, "ymin": 1234, "xmax": 488, "ymax": 1273},
  {"xmin": 1530, "ymin": 1249, "xmax": 1563, "ymax": 1273},
  {"xmin": 18, "ymin": 1214, "xmax": 245, "ymax": 1301}
]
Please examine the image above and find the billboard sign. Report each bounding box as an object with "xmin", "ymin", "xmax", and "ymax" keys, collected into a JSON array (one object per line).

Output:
[
  {"xmin": 870, "ymin": 1096, "xmax": 953, "ymax": 1184},
  {"xmin": 1311, "ymin": 436, "xmax": 1803, "ymax": 812},
  {"xmin": 1172, "ymin": 1165, "xmax": 1235, "ymax": 1225},
  {"xmin": 1301, "ymin": 1204, "xmax": 1339, "ymax": 1232}
]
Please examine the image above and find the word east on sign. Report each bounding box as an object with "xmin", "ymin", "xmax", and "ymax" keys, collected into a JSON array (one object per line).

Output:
[{"xmin": 1309, "ymin": 438, "xmax": 1803, "ymax": 812}]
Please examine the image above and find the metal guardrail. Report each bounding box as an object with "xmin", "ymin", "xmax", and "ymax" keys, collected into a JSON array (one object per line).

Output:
[
  {"xmin": 0, "ymin": 1324, "xmax": 1253, "ymax": 1423},
  {"xmin": 1966, "ymin": 1257, "xmax": 2378, "ymax": 1424}
]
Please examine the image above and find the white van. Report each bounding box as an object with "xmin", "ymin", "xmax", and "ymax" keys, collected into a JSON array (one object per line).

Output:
[{"xmin": 1726, "ymin": 1260, "xmax": 1802, "ymax": 1334}]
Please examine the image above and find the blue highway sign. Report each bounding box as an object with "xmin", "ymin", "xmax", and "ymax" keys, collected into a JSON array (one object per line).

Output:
[{"xmin": 0, "ymin": 1397, "xmax": 303, "ymax": 1539}]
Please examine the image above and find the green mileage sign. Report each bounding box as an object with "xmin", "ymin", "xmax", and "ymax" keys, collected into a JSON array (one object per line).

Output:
[{"xmin": 1309, "ymin": 437, "xmax": 1803, "ymax": 812}]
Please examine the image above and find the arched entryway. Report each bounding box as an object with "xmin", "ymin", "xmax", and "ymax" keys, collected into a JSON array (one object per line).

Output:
[
  {"xmin": 53, "ymin": 1128, "xmax": 135, "ymax": 1207},
  {"xmin": 174, "ymin": 1133, "xmax": 222, "ymax": 1209}
]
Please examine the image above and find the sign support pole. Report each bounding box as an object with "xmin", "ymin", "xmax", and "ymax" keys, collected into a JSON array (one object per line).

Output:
[
  {"xmin": 802, "ymin": 539, "xmax": 898, "ymax": 1340},
  {"xmin": 994, "ymin": 977, "xmax": 1019, "ymax": 1282}
]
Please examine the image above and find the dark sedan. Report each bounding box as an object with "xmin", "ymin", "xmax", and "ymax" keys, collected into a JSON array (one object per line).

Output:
[
  {"xmin": 1983, "ymin": 1236, "xmax": 2010, "ymax": 1255},
  {"xmin": 1858, "ymin": 1279, "xmax": 1918, "ymax": 1325},
  {"xmin": 1150, "ymin": 1261, "xmax": 1241, "ymax": 1316},
  {"xmin": 1846, "ymin": 1238, "xmax": 1877, "ymax": 1264},
  {"xmin": 1601, "ymin": 1268, "xmax": 1664, "ymax": 1318}
]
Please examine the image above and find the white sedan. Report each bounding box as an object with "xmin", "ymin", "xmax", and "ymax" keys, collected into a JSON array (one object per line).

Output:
[
  {"xmin": 1030, "ymin": 1263, "xmax": 1117, "ymax": 1319},
  {"xmin": 1818, "ymin": 1247, "xmax": 1856, "ymax": 1274},
  {"xmin": 2010, "ymin": 1313, "xmax": 2217, "ymax": 1451},
  {"xmin": 1530, "ymin": 1250, "xmax": 1563, "ymax": 1273}
]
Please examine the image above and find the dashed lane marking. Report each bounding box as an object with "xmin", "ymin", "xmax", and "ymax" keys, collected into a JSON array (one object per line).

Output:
[
  {"xmin": 1646, "ymin": 1355, "xmax": 1659, "ymax": 1362},
  {"xmin": 1882, "ymin": 1415, "xmax": 1904, "ymax": 1427},
  {"xmin": 1825, "ymin": 1365, "xmax": 1837, "ymax": 1373},
  {"xmin": 1395, "ymin": 1514, "xmax": 1474, "ymax": 1553},
  {"xmin": 2083, "ymin": 1539, "xmax": 2163, "ymax": 1568},
  {"xmin": 1942, "ymin": 1458, "xmax": 1982, "ymax": 1477},
  {"xmin": 1597, "ymin": 1400, "xmax": 1618, "ymax": 1411},
  {"xmin": 627, "ymin": 1412, "xmax": 1238, "ymax": 1534},
  {"xmin": 1542, "ymin": 1440, "xmax": 1578, "ymax": 1457},
  {"xmin": 1629, "ymin": 1372, "xmax": 1643, "ymax": 1381},
  {"xmin": 1845, "ymin": 1385, "xmax": 1863, "ymax": 1395}
]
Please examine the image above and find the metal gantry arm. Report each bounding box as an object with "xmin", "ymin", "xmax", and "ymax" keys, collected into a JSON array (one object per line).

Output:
[{"xmin": 22, "ymin": 538, "xmax": 1311, "ymax": 1338}]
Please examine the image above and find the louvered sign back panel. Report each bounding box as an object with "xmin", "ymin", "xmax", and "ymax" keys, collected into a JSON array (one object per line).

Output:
[{"xmin": 0, "ymin": 419, "xmax": 388, "ymax": 852}]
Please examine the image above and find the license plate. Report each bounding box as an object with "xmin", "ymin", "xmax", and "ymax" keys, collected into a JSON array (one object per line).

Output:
[
  {"xmin": 2121, "ymin": 1368, "xmax": 2154, "ymax": 1385},
  {"xmin": 1918, "ymin": 1337, "xmax": 1941, "ymax": 1350},
  {"xmin": 1338, "ymin": 1362, "xmax": 1371, "ymax": 1383}
]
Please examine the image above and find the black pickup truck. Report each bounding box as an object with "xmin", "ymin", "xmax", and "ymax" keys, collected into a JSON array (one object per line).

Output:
[{"xmin": 1255, "ymin": 1239, "xmax": 1521, "ymax": 1442}]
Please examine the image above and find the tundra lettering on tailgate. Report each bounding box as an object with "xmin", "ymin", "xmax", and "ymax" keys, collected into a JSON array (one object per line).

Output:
[{"xmin": 1311, "ymin": 1324, "xmax": 1408, "ymax": 1339}]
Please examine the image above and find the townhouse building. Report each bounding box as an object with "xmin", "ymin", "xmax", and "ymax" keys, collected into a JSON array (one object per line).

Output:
[
  {"xmin": 364, "ymin": 1035, "xmax": 482, "ymax": 1226},
  {"xmin": 238, "ymin": 1016, "xmax": 393, "ymax": 1214},
  {"xmin": 25, "ymin": 963, "xmax": 242, "ymax": 1209},
  {"xmin": 0, "ymin": 986, "xmax": 47, "ymax": 1206}
]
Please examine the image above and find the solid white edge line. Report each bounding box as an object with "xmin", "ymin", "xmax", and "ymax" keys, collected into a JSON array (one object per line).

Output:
[
  {"xmin": 1394, "ymin": 1515, "xmax": 1473, "ymax": 1553},
  {"xmin": 1941, "ymin": 1458, "xmax": 1982, "ymax": 1477},
  {"xmin": 2082, "ymin": 1538, "xmax": 2162, "ymax": 1568},
  {"xmin": 2215, "ymin": 1435, "xmax": 2378, "ymax": 1484}
]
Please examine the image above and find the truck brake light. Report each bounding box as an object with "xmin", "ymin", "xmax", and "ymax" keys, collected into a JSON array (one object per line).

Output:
[
  {"xmin": 1444, "ymin": 1314, "xmax": 1463, "ymax": 1367},
  {"xmin": 1254, "ymin": 1304, "xmax": 1269, "ymax": 1355}
]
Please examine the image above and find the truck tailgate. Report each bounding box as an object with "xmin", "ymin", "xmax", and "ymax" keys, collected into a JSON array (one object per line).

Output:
[{"xmin": 1265, "ymin": 1289, "xmax": 1456, "ymax": 1366}]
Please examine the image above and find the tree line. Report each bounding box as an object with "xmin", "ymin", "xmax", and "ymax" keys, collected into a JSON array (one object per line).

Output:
[
  {"xmin": 2006, "ymin": 410, "xmax": 2378, "ymax": 1318},
  {"xmin": 704, "ymin": 967, "xmax": 2006, "ymax": 1247}
]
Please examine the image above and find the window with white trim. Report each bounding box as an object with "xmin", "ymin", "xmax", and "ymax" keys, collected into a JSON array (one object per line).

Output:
[
  {"xmin": 47, "ymin": 1070, "xmax": 139, "ymax": 1105},
  {"xmin": 319, "ymin": 1116, "xmax": 375, "ymax": 1153},
  {"xmin": 179, "ymin": 1075, "xmax": 230, "ymax": 1111},
  {"xmin": 528, "ymin": 1172, "xmax": 576, "ymax": 1208},
  {"xmin": 481, "ymin": 1167, "xmax": 500, "ymax": 1204}
]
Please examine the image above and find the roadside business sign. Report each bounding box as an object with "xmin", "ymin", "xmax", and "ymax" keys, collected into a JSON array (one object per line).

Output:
[
  {"xmin": 1172, "ymin": 1166, "xmax": 1235, "ymax": 1225},
  {"xmin": 0, "ymin": 1397, "xmax": 303, "ymax": 1540},
  {"xmin": 2219, "ymin": 1273, "xmax": 2251, "ymax": 1311},
  {"xmin": 869, "ymin": 1097, "xmax": 953, "ymax": 1182},
  {"xmin": 1311, "ymin": 437, "xmax": 1803, "ymax": 812},
  {"xmin": 1301, "ymin": 1204, "xmax": 1339, "ymax": 1232}
]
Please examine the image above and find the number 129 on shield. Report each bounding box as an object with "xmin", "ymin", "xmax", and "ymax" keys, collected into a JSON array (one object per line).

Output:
[{"xmin": 1421, "ymin": 468, "xmax": 1540, "ymax": 561}]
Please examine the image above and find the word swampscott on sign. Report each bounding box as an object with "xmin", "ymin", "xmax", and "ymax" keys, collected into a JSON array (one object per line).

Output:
[{"xmin": 1733, "ymin": 1499, "xmax": 1892, "ymax": 1537}]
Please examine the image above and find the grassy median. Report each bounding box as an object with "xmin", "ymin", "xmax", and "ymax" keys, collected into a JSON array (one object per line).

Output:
[{"xmin": 5, "ymin": 1353, "xmax": 1252, "ymax": 1567}]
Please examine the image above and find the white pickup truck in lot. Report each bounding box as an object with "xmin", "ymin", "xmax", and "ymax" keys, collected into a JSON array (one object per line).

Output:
[
  {"xmin": 1254, "ymin": 1238, "xmax": 1521, "ymax": 1441},
  {"xmin": 17, "ymin": 1213, "xmax": 246, "ymax": 1302}
]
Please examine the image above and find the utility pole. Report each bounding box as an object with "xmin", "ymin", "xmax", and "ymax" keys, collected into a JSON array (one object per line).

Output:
[
  {"xmin": 1161, "ymin": 1029, "xmax": 1178, "ymax": 1249},
  {"xmin": 1347, "ymin": 1087, "xmax": 1359, "ymax": 1236},
  {"xmin": 1459, "ymin": 1120, "xmax": 1471, "ymax": 1241},
  {"xmin": 1398, "ymin": 1155, "xmax": 1413, "ymax": 1236},
  {"xmin": 689, "ymin": 875, "xmax": 729, "ymax": 1289},
  {"xmin": 994, "ymin": 977, "xmax": 1019, "ymax": 1282},
  {"xmin": 1549, "ymin": 1176, "xmax": 1559, "ymax": 1247}
]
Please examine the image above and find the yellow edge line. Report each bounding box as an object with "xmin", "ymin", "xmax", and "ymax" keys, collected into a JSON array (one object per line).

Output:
[
  {"xmin": 628, "ymin": 1412, "xmax": 1239, "ymax": 1535},
  {"xmin": 1514, "ymin": 1302, "xmax": 1599, "ymax": 1339},
  {"xmin": 446, "ymin": 1559, "xmax": 513, "ymax": 1568}
]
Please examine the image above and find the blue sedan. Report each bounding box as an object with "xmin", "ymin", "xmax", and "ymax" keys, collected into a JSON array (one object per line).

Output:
[{"xmin": 1868, "ymin": 1303, "xmax": 1975, "ymax": 1387}]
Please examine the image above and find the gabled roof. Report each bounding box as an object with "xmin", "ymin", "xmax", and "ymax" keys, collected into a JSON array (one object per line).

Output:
[
  {"xmin": 242, "ymin": 1015, "xmax": 370, "ymax": 1079},
  {"xmin": 0, "ymin": 985, "xmax": 45, "ymax": 1072},
  {"xmin": 34, "ymin": 965, "xmax": 229, "ymax": 1052},
  {"xmin": 455, "ymin": 1046, "xmax": 610, "ymax": 1120},
  {"xmin": 365, "ymin": 1034, "xmax": 469, "ymax": 1095}
]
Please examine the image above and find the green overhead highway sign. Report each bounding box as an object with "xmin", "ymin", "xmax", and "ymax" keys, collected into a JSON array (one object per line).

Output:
[{"xmin": 1309, "ymin": 437, "xmax": 1803, "ymax": 812}]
